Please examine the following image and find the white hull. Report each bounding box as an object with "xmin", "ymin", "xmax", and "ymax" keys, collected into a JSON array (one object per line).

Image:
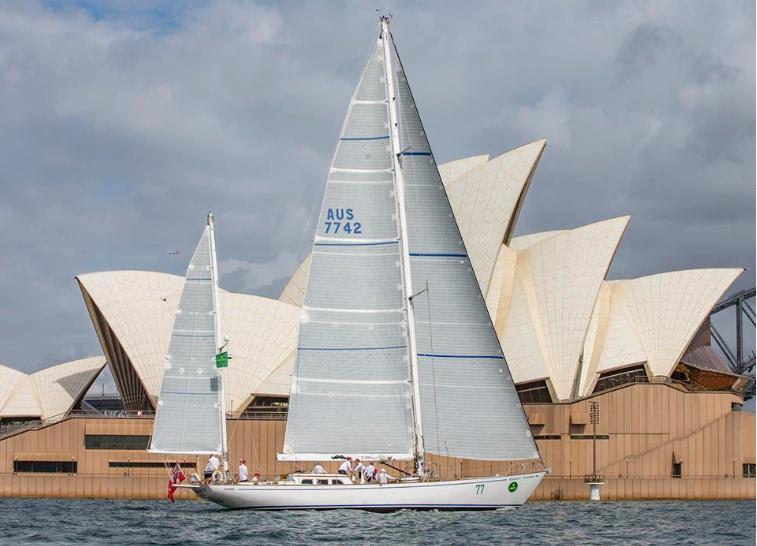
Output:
[{"xmin": 184, "ymin": 472, "xmax": 546, "ymax": 511}]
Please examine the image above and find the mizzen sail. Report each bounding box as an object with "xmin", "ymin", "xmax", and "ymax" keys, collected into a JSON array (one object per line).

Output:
[
  {"xmin": 149, "ymin": 216, "xmax": 224, "ymax": 454},
  {"xmin": 281, "ymin": 39, "xmax": 416, "ymax": 461}
]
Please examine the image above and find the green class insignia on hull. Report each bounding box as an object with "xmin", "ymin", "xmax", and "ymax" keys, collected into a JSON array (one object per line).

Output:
[{"xmin": 508, "ymin": 482, "xmax": 518, "ymax": 493}]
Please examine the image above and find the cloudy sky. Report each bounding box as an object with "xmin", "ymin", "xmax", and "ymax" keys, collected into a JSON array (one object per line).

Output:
[{"xmin": 0, "ymin": 0, "xmax": 754, "ymax": 384}]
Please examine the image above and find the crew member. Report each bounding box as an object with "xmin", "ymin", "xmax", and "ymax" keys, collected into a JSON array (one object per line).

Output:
[
  {"xmin": 204, "ymin": 457, "xmax": 215, "ymax": 482},
  {"xmin": 364, "ymin": 462, "xmax": 377, "ymax": 483},
  {"xmin": 353, "ymin": 459, "xmax": 366, "ymax": 482},
  {"xmin": 312, "ymin": 462, "xmax": 327, "ymax": 474},
  {"xmin": 377, "ymin": 468, "xmax": 395, "ymax": 485},
  {"xmin": 238, "ymin": 459, "xmax": 249, "ymax": 482},
  {"xmin": 338, "ymin": 457, "xmax": 353, "ymax": 476},
  {"xmin": 208, "ymin": 453, "xmax": 222, "ymax": 483}
]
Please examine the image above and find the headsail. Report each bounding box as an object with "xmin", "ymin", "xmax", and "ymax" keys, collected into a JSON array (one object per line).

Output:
[
  {"xmin": 388, "ymin": 34, "xmax": 539, "ymax": 460},
  {"xmin": 149, "ymin": 215, "xmax": 225, "ymax": 454},
  {"xmin": 280, "ymin": 39, "xmax": 416, "ymax": 461}
]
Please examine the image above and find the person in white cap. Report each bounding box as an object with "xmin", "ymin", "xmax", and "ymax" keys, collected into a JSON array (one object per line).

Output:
[
  {"xmin": 312, "ymin": 462, "xmax": 327, "ymax": 475},
  {"xmin": 338, "ymin": 457, "xmax": 353, "ymax": 476},
  {"xmin": 377, "ymin": 468, "xmax": 395, "ymax": 485}
]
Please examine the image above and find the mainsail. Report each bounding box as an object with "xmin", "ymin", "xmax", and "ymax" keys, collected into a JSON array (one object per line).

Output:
[
  {"xmin": 281, "ymin": 39, "xmax": 415, "ymax": 461},
  {"xmin": 149, "ymin": 214, "xmax": 225, "ymax": 454},
  {"xmin": 282, "ymin": 20, "xmax": 538, "ymax": 463}
]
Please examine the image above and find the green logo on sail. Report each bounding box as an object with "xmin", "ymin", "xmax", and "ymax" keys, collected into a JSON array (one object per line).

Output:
[
  {"xmin": 215, "ymin": 351, "xmax": 228, "ymax": 368},
  {"xmin": 508, "ymin": 482, "xmax": 518, "ymax": 493}
]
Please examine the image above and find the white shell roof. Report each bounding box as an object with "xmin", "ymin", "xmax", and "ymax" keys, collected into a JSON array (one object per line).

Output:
[
  {"xmin": 495, "ymin": 217, "xmax": 630, "ymax": 400},
  {"xmin": 77, "ymin": 271, "xmax": 183, "ymax": 399},
  {"xmin": 70, "ymin": 140, "xmax": 741, "ymax": 406},
  {"xmin": 445, "ymin": 140, "xmax": 546, "ymax": 293},
  {"xmin": 0, "ymin": 357, "xmax": 105, "ymax": 420},
  {"xmin": 437, "ymin": 154, "xmax": 490, "ymax": 185},
  {"xmin": 278, "ymin": 253, "xmax": 311, "ymax": 308},
  {"xmin": 581, "ymin": 269, "xmax": 742, "ymax": 395},
  {"xmin": 77, "ymin": 271, "xmax": 300, "ymax": 412}
]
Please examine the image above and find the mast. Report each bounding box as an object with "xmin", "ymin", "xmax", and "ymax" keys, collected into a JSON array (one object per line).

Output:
[
  {"xmin": 380, "ymin": 16, "xmax": 426, "ymax": 477},
  {"xmin": 207, "ymin": 211, "xmax": 229, "ymax": 474}
]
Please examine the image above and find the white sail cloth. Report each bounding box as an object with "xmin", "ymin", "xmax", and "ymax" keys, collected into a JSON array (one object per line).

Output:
[
  {"xmin": 282, "ymin": 29, "xmax": 539, "ymax": 463},
  {"xmin": 390, "ymin": 42, "xmax": 538, "ymax": 460},
  {"xmin": 149, "ymin": 226, "xmax": 223, "ymax": 454},
  {"xmin": 281, "ymin": 40, "xmax": 415, "ymax": 461}
]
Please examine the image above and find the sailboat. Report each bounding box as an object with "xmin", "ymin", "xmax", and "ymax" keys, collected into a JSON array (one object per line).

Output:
[
  {"xmin": 149, "ymin": 213, "xmax": 230, "ymax": 478},
  {"xmin": 179, "ymin": 17, "xmax": 546, "ymax": 510}
]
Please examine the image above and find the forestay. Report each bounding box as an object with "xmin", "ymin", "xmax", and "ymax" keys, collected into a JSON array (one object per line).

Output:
[
  {"xmin": 149, "ymin": 223, "xmax": 224, "ymax": 454},
  {"xmin": 389, "ymin": 40, "xmax": 539, "ymax": 460},
  {"xmin": 281, "ymin": 40, "xmax": 415, "ymax": 461}
]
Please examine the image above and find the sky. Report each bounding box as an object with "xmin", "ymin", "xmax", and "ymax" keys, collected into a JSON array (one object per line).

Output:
[{"xmin": 0, "ymin": 0, "xmax": 754, "ymax": 390}]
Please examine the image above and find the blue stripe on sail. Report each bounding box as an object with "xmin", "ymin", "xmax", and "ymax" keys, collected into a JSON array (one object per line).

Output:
[
  {"xmin": 417, "ymin": 353, "xmax": 504, "ymax": 360},
  {"xmin": 339, "ymin": 135, "xmax": 390, "ymax": 141},
  {"xmin": 299, "ymin": 345, "xmax": 406, "ymax": 352},
  {"xmin": 409, "ymin": 252, "xmax": 467, "ymax": 258},
  {"xmin": 315, "ymin": 240, "xmax": 398, "ymax": 247},
  {"xmin": 401, "ymin": 151, "xmax": 432, "ymax": 156}
]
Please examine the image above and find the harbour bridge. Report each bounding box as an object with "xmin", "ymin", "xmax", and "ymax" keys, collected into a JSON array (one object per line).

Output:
[{"xmin": 710, "ymin": 287, "xmax": 756, "ymax": 399}]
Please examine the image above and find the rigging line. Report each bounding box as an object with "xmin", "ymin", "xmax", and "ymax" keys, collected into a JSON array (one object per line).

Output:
[{"xmin": 423, "ymin": 281, "xmax": 442, "ymax": 456}]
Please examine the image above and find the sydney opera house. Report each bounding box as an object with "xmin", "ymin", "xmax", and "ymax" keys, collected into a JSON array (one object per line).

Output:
[{"xmin": 0, "ymin": 140, "xmax": 753, "ymax": 500}]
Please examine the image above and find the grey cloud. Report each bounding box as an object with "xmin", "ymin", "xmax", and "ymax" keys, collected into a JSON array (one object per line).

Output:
[{"xmin": 0, "ymin": 0, "xmax": 753, "ymax": 378}]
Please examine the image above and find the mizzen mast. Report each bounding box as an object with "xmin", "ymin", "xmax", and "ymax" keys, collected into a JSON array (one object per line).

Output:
[
  {"xmin": 380, "ymin": 16, "xmax": 426, "ymax": 478},
  {"xmin": 207, "ymin": 211, "xmax": 229, "ymax": 475}
]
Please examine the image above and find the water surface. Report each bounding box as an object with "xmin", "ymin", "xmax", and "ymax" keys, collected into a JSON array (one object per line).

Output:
[{"xmin": 0, "ymin": 498, "xmax": 753, "ymax": 545}]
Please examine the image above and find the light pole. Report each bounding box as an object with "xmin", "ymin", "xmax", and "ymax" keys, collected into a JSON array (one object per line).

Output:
[
  {"xmin": 586, "ymin": 401, "xmax": 604, "ymax": 501},
  {"xmin": 590, "ymin": 401, "xmax": 599, "ymax": 477}
]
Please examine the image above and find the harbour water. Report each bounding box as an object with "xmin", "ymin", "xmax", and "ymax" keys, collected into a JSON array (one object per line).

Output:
[{"xmin": 0, "ymin": 498, "xmax": 753, "ymax": 545}]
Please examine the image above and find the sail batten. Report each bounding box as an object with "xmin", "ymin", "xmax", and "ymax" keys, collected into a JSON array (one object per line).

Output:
[{"xmin": 149, "ymin": 222, "xmax": 224, "ymax": 455}]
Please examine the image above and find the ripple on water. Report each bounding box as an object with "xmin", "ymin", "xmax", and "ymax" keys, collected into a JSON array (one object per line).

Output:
[{"xmin": 0, "ymin": 498, "xmax": 753, "ymax": 545}]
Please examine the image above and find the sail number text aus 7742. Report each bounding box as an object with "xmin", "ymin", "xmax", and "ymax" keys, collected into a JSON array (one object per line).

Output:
[{"xmin": 324, "ymin": 208, "xmax": 362, "ymax": 235}]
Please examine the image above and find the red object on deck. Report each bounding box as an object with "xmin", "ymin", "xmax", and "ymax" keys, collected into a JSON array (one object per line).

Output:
[{"xmin": 167, "ymin": 464, "xmax": 186, "ymax": 503}]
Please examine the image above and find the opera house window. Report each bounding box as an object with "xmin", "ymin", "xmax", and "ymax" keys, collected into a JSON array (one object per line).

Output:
[
  {"xmin": 85, "ymin": 434, "xmax": 150, "ymax": 450},
  {"xmin": 672, "ymin": 462, "xmax": 682, "ymax": 478},
  {"xmin": 14, "ymin": 461, "xmax": 77, "ymax": 473},
  {"xmin": 515, "ymin": 380, "xmax": 552, "ymax": 404},
  {"xmin": 743, "ymin": 464, "xmax": 756, "ymax": 478},
  {"xmin": 109, "ymin": 461, "xmax": 193, "ymax": 469}
]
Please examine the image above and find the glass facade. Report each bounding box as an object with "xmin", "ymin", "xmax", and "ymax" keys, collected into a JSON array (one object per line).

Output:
[
  {"xmin": 85, "ymin": 435, "xmax": 150, "ymax": 450},
  {"xmin": 14, "ymin": 460, "xmax": 77, "ymax": 473}
]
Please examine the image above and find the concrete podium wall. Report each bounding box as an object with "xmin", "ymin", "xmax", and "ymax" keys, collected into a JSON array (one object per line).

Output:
[{"xmin": 0, "ymin": 383, "xmax": 753, "ymax": 501}]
